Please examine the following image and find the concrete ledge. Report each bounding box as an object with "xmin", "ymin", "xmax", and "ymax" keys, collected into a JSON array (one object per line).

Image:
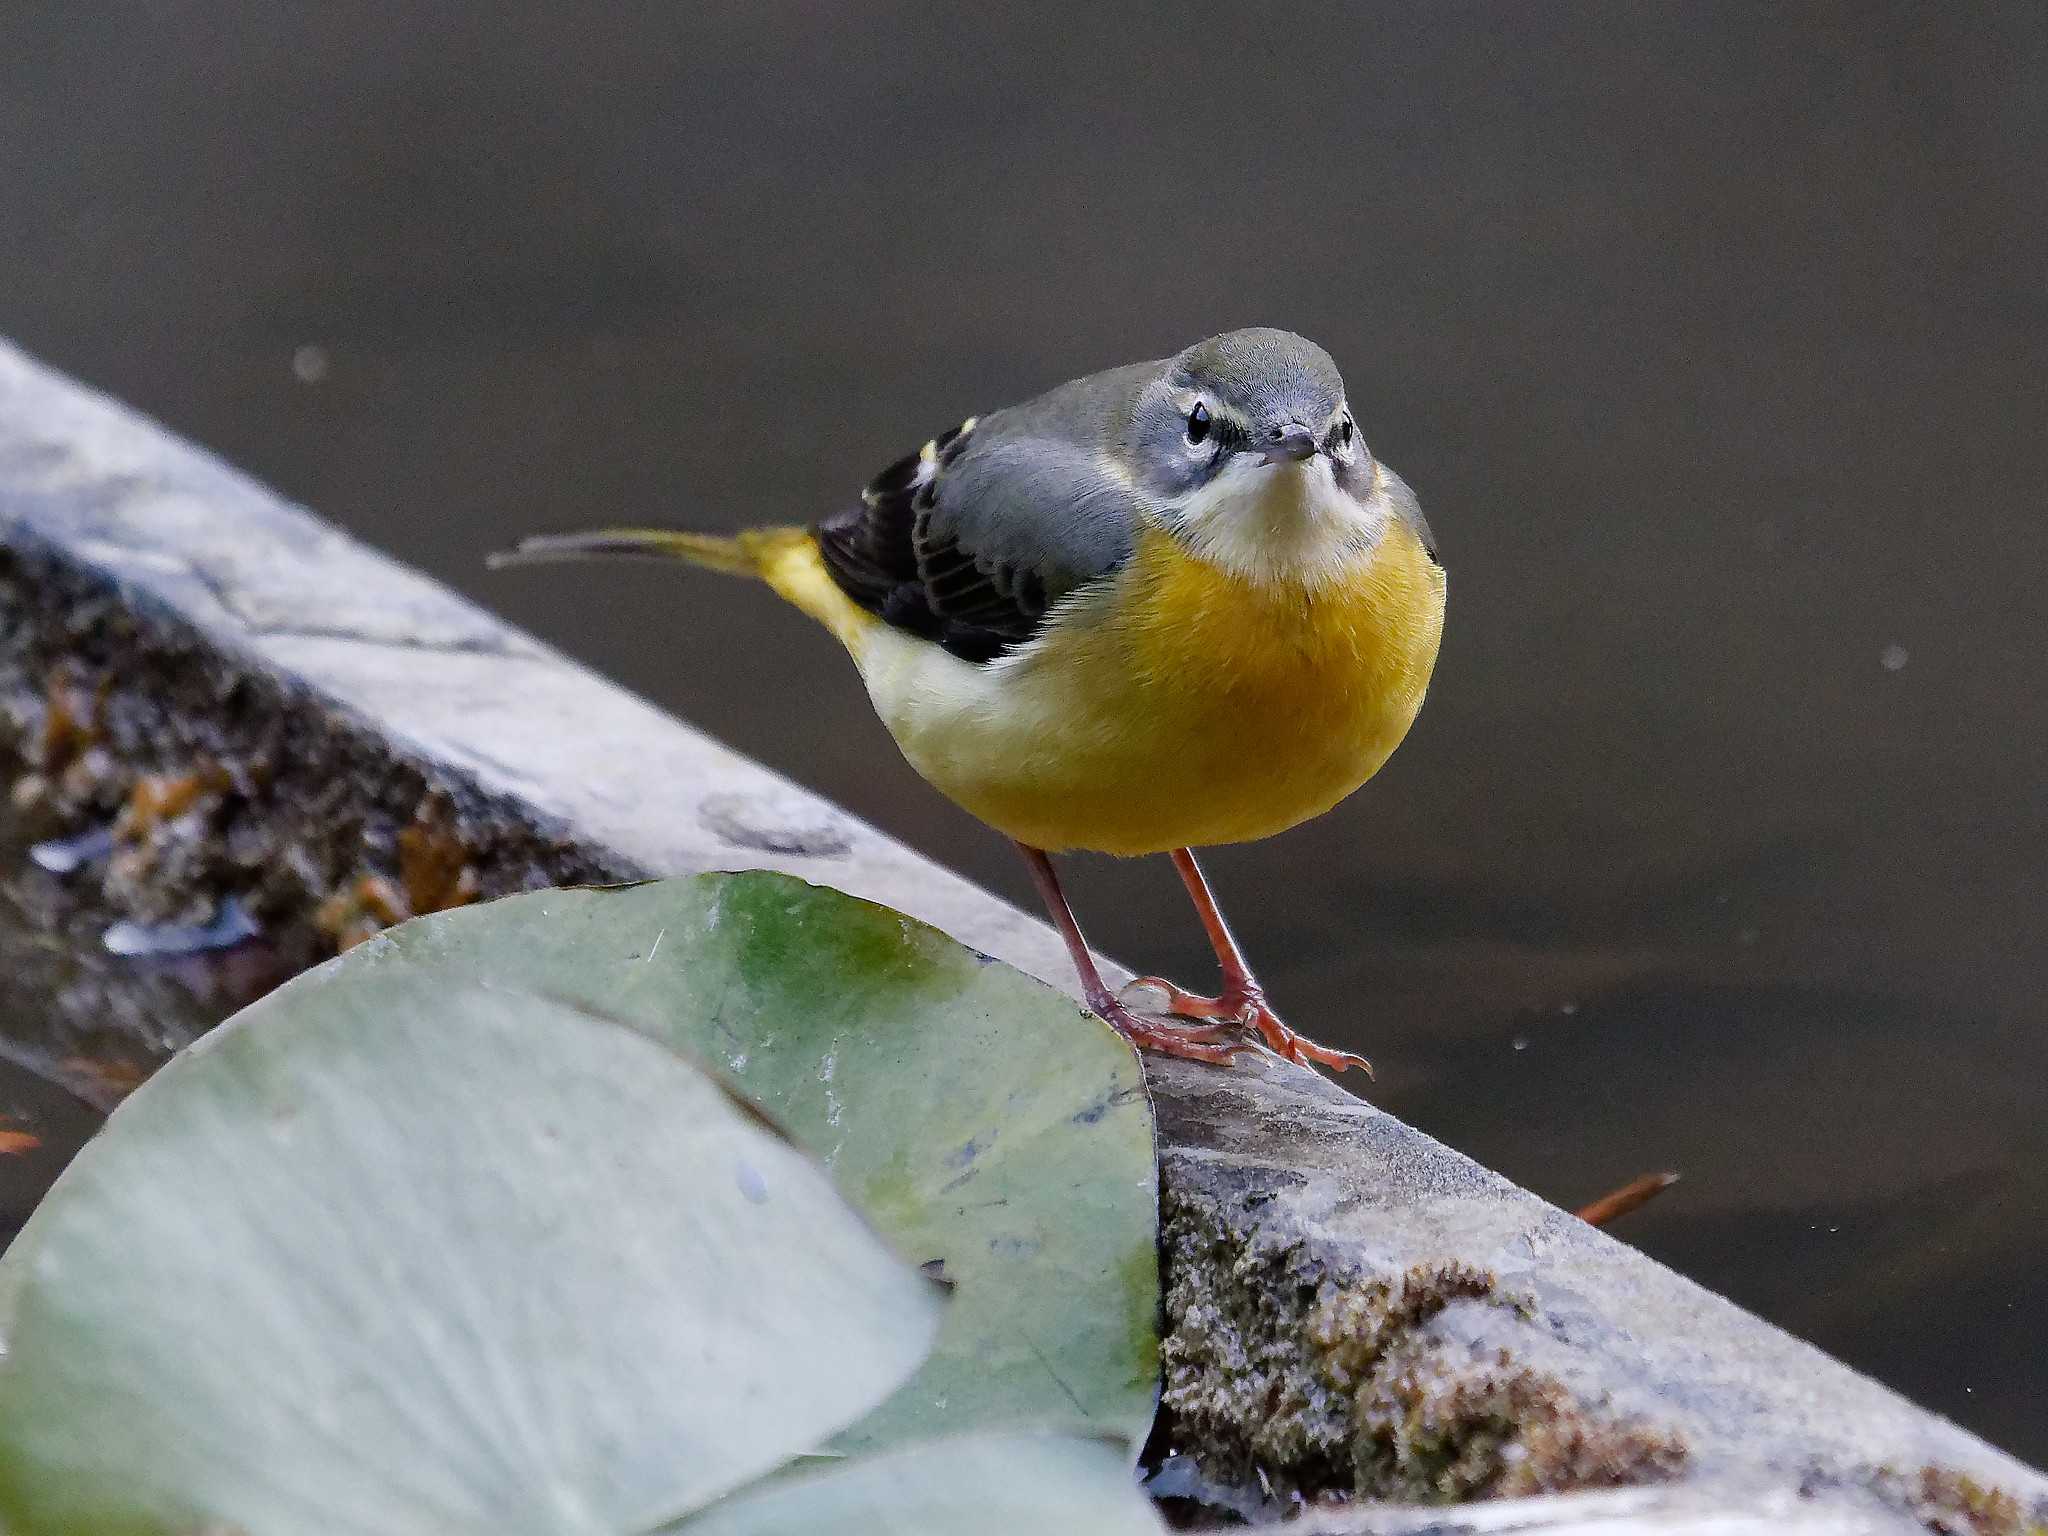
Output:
[{"xmin": 2, "ymin": 338, "xmax": 2042, "ymax": 1534}]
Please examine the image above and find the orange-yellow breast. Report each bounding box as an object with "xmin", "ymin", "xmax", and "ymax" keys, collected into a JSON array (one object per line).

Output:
[{"xmin": 840, "ymin": 520, "xmax": 1446, "ymax": 855}]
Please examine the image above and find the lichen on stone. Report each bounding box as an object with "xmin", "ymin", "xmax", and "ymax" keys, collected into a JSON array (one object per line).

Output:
[
  {"xmin": 0, "ymin": 546, "xmax": 624, "ymax": 1070},
  {"xmin": 1348, "ymin": 1329, "xmax": 1687, "ymax": 1502},
  {"xmin": 1881, "ymin": 1464, "xmax": 2048, "ymax": 1536},
  {"xmin": 1158, "ymin": 1182, "xmax": 1686, "ymax": 1510}
]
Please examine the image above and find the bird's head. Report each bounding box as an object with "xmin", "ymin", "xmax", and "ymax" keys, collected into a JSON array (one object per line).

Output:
[{"xmin": 1117, "ymin": 327, "xmax": 1407, "ymax": 586}]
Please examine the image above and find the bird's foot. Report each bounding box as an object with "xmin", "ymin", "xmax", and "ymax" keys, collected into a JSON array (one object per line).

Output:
[
  {"xmin": 1121, "ymin": 975, "xmax": 1237, "ymax": 1019},
  {"xmin": 1242, "ymin": 997, "xmax": 1374, "ymax": 1076},
  {"xmin": 1123, "ymin": 977, "xmax": 1373, "ymax": 1077},
  {"xmin": 1090, "ymin": 995, "xmax": 1250, "ymax": 1065}
]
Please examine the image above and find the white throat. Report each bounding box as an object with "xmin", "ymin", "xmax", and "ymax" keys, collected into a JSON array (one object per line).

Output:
[{"xmin": 1168, "ymin": 457, "xmax": 1385, "ymax": 588}]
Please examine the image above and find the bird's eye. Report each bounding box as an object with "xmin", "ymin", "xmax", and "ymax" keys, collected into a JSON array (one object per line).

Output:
[
  {"xmin": 1186, "ymin": 401, "xmax": 1211, "ymax": 445},
  {"xmin": 1339, "ymin": 416, "xmax": 1355, "ymax": 447}
]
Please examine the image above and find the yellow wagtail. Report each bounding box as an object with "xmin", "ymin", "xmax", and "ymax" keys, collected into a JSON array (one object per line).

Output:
[{"xmin": 495, "ymin": 328, "xmax": 1445, "ymax": 1074}]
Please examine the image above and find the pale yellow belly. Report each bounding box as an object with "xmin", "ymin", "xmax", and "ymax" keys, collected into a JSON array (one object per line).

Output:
[{"xmin": 857, "ymin": 522, "xmax": 1446, "ymax": 856}]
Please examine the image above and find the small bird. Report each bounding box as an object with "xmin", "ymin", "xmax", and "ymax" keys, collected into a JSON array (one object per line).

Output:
[{"xmin": 495, "ymin": 328, "xmax": 1444, "ymax": 1074}]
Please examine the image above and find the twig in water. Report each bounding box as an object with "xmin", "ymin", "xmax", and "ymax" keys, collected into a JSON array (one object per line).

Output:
[{"xmin": 1575, "ymin": 1172, "xmax": 1679, "ymax": 1229}]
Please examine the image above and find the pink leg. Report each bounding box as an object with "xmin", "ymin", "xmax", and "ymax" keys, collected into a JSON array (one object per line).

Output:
[
  {"xmin": 1128, "ymin": 849, "xmax": 1373, "ymax": 1076},
  {"xmin": 1014, "ymin": 843, "xmax": 1246, "ymax": 1066}
]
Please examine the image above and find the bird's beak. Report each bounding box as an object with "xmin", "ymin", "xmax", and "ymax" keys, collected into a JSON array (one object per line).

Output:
[{"xmin": 1258, "ymin": 423, "xmax": 1319, "ymax": 465}]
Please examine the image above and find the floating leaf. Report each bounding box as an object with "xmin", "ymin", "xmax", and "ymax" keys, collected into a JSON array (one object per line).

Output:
[
  {"xmin": 0, "ymin": 984, "xmax": 943, "ymax": 1536},
  {"xmin": 340, "ymin": 871, "xmax": 1161, "ymax": 1455},
  {"xmin": 674, "ymin": 1433, "xmax": 1166, "ymax": 1535}
]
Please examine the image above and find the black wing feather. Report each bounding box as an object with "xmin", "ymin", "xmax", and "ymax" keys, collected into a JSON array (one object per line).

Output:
[
  {"xmin": 814, "ymin": 421, "xmax": 1056, "ymax": 663},
  {"xmin": 813, "ymin": 367, "xmax": 1145, "ymax": 663}
]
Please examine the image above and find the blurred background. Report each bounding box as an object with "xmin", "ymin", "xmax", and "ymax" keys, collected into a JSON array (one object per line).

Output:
[{"xmin": 3, "ymin": 0, "xmax": 2042, "ymax": 1460}]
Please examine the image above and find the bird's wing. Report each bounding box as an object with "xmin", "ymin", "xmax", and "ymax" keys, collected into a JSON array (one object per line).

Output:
[
  {"xmin": 815, "ymin": 392, "xmax": 1141, "ymax": 663},
  {"xmin": 1381, "ymin": 466, "xmax": 1441, "ymax": 565}
]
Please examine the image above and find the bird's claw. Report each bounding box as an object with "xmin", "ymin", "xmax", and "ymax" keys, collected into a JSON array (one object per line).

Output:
[
  {"xmin": 1092, "ymin": 997, "xmax": 1250, "ymax": 1064},
  {"xmin": 1241, "ymin": 998, "xmax": 1374, "ymax": 1076},
  {"xmin": 1121, "ymin": 977, "xmax": 1373, "ymax": 1077}
]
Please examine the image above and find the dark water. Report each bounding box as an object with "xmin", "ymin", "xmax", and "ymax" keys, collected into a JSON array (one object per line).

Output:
[{"xmin": 3, "ymin": 2, "xmax": 2043, "ymax": 1461}]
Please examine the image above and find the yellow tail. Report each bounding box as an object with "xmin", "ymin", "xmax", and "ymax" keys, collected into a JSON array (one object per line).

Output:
[{"xmin": 490, "ymin": 525, "xmax": 876, "ymax": 654}]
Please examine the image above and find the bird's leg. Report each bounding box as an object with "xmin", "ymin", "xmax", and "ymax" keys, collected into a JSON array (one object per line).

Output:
[
  {"xmin": 1128, "ymin": 848, "xmax": 1374, "ymax": 1076},
  {"xmin": 1013, "ymin": 843, "xmax": 1247, "ymax": 1065}
]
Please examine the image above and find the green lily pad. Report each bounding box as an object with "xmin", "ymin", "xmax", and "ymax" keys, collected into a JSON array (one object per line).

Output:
[
  {"xmin": 674, "ymin": 1433, "xmax": 1166, "ymax": 1535},
  {"xmin": 334, "ymin": 871, "xmax": 1161, "ymax": 1455},
  {"xmin": 0, "ymin": 985, "xmax": 944, "ymax": 1536}
]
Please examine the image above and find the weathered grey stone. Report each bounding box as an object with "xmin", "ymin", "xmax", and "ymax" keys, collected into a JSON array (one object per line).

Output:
[
  {"xmin": 1, "ymin": 338, "xmax": 2042, "ymax": 1533},
  {"xmin": 1149, "ymin": 1056, "xmax": 2048, "ymax": 1529},
  {"xmin": 1288, "ymin": 1486, "xmax": 1872, "ymax": 1534}
]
